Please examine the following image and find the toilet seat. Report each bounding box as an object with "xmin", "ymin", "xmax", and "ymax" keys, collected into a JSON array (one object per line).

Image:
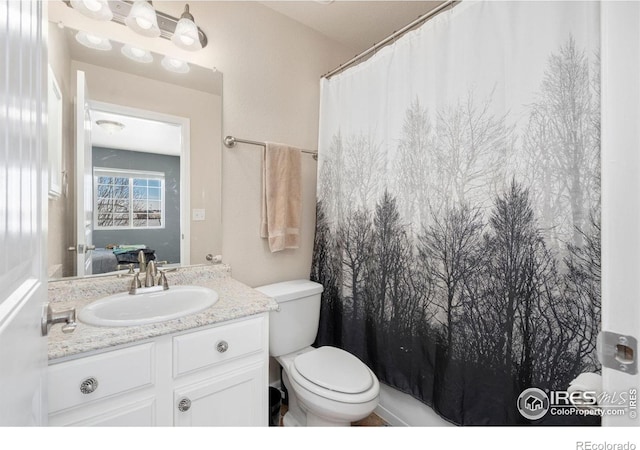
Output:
[{"xmin": 289, "ymin": 346, "xmax": 378, "ymax": 404}]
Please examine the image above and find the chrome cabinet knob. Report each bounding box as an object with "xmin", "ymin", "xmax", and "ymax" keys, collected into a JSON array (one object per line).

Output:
[
  {"xmin": 216, "ymin": 340, "xmax": 229, "ymax": 353},
  {"xmin": 80, "ymin": 377, "xmax": 99, "ymax": 395},
  {"xmin": 177, "ymin": 397, "xmax": 191, "ymax": 412}
]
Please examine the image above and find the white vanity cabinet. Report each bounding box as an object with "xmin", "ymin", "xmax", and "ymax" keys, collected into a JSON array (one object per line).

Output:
[{"xmin": 47, "ymin": 314, "xmax": 269, "ymax": 427}]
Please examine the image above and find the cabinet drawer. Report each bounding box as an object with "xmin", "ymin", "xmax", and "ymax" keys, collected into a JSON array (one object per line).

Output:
[
  {"xmin": 48, "ymin": 343, "xmax": 154, "ymax": 413},
  {"xmin": 173, "ymin": 317, "xmax": 264, "ymax": 377}
]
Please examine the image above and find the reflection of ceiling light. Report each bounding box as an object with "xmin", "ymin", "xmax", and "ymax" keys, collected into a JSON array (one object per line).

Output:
[
  {"xmin": 96, "ymin": 119, "xmax": 125, "ymax": 133},
  {"xmin": 75, "ymin": 31, "xmax": 112, "ymax": 51},
  {"xmin": 171, "ymin": 4, "xmax": 202, "ymax": 51},
  {"xmin": 70, "ymin": 0, "xmax": 113, "ymax": 21},
  {"xmin": 121, "ymin": 44, "xmax": 153, "ymax": 63},
  {"xmin": 125, "ymin": 1, "xmax": 161, "ymax": 38},
  {"xmin": 161, "ymin": 56, "xmax": 190, "ymax": 74}
]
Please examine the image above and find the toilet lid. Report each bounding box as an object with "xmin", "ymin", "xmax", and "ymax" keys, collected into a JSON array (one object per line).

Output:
[{"xmin": 292, "ymin": 347, "xmax": 373, "ymax": 394}]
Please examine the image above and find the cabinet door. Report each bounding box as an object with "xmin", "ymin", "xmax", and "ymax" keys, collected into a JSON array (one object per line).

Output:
[
  {"xmin": 50, "ymin": 398, "xmax": 156, "ymax": 427},
  {"xmin": 174, "ymin": 365, "xmax": 266, "ymax": 426},
  {"xmin": 48, "ymin": 343, "xmax": 155, "ymax": 414}
]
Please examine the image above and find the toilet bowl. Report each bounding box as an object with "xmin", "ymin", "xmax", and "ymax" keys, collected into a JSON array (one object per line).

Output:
[
  {"xmin": 277, "ymin": 346, "xmax": 380, "ymax": 427},
  {"xmin": 255, "ymin": 280, "xmax": 380, "ymax": 427}
]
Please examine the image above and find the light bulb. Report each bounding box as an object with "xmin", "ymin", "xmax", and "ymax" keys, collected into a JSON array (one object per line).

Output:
[
  {"xmin": 161, "ymin": 55, "xmax": 190, "ymax": 74},
  {"xmin": 75, "ymin": 31, "xmax": 112, "ymax": 51},
  {"xmin": 86, "ymin": 34, "xmax": 102, "ymax": 45},
  {"xmin": 171, "ymin": 4, "xmax": 202, "ymax": 51},
  {"xmin": 125, "ymin": 1, "xmax": 160, "ymax": 38},
  {"xmin": 121, "ymin": 44, "xmax": 153, "ymax": 63},
  {"xmin": 70, "ymin": 0, "xmax": 113, "ymax": 21},
  {"xmin": 180, "ymin": 35, "xmax": 195, "ymax": 46},
  {"xmin": 130, "ymin": 47, "xmax": 146, "ymax": 58},
  {"xmin": 135, "ymin": 17, "xmax": 152, "ymax": 30},
  {"xmin": 82, "ymin": 0, "xmax": 102, "ymax": 12}
]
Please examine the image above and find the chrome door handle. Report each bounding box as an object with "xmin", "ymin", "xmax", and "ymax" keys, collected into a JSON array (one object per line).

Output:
[
  {"xmin": 67, "ymin": 244, "xmax": 95, "ymax": 253},
  {"xmin": 41, "ymin": 303, "xmax": 77, "ymax": 336}
]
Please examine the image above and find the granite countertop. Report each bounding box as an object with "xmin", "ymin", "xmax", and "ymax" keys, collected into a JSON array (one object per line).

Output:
[{"xmin": 47, "ymin": 264, "xmax": 278, "ymax": 361}]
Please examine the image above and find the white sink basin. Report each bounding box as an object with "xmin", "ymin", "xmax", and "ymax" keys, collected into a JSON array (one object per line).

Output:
[{"xmin": 79, "ymin": 285, "xmax": 219, "ymax": 327}]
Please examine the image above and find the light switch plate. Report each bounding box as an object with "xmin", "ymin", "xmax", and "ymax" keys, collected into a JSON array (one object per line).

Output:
[{"xmin": 192, "ymin": 209, "xmax": 206, "ymax": 221}]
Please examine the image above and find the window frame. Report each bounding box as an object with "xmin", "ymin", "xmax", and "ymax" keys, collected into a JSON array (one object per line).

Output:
[{"xmin": 93, "ymin": 167, "xmax": 166, "ymax": 231}]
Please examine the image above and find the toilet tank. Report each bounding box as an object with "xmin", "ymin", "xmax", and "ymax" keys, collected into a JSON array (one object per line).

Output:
[{"xmin": 254, "ymin": 280, "xmax": 324, "ymax": 357}]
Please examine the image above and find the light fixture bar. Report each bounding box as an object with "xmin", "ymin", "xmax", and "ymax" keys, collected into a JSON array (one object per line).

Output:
[{"xmin": 63, "ymin": 0, "xmax": 208, "ymax": 48}]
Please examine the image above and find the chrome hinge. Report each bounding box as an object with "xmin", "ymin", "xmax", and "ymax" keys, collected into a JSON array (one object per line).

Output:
[{"xmin": 599, "ymin": 331, "xmax": 637, "ymax": 375}]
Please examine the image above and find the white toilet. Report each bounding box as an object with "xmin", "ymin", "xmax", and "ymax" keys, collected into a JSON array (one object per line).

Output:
[{"xmin": 255, "ymin": 279, "xmax": 380, "ymax": 427}]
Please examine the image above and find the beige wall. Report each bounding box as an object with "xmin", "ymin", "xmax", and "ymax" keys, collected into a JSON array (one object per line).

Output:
[
  {"xmin": 211, "ymin": 3, "xmax": 353, "ymax": 287},
  {"xmin": 48, "ymin": 1, "xmax": 354, "ymax": 286}
]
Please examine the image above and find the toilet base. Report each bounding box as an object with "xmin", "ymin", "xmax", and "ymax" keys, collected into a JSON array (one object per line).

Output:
[{"xmin": 280, "ymin": 365, "xmax": 370, "ymax": 427}]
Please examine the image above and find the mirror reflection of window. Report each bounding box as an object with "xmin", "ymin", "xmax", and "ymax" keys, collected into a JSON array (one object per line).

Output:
[{"xmin": 94, "ymin": 168, "xmax": 165, "ymax": 230}]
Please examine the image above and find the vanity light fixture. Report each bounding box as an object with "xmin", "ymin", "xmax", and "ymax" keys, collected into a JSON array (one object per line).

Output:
[
  {"xmin": 75, "ymin": 30, "xmax": 112, "ymax": 51},
  {"xmin": 121, "ymin": 44, "xmax": 153, "ymax": 63},
  {"xmin": 171, "ymin": 4, "xmax": 202, "ymax": 51},
  {"xmin": 96, "ymin": 119, "xmax": 126, "ymax": 133},
  {"xmin": 161, "ymin": 56, "xmax": 190, "ymax": 74},
  {"xmin": 64, "ymin": 0, "xmax": 208, "ymax": 50},
  {"xmin": 70, "ymin": 0, "xmax": 113, "ymax": 21},
  {"xmin": 125, "ymin": 0, "xmax": 161, "ymax": 38}
]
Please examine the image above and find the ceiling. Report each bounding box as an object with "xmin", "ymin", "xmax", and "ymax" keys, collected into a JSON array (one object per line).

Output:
[
  {"xmin": 91, "ymin": 109, "xmax": 182, "ymax": 156},
  {"xmin": 260, "ymin": 1, "xmax": 444, "ymax": 53}
]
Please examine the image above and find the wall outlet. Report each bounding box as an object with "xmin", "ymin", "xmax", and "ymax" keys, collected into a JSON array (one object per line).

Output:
[{"xmin": 192, "ymin": 209, "xmax": 206, "ymax": 221}]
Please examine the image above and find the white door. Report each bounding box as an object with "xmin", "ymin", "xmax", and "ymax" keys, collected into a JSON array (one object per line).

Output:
[
  {"xmin": 74, "ymin": 70, "xmax": 94, "ymax": 276},
  {"xmin": 601, "ymin": 1, "xmax": 640, "ymax": 427},
  {"xmin": 0, "ymin": 0, "xmax": 48, "ymax": 425}
]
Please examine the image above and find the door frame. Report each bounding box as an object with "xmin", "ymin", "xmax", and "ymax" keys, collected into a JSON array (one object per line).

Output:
[{"xmin": 600, "ymin": 0, "xmax": 640, "ymax": 427}]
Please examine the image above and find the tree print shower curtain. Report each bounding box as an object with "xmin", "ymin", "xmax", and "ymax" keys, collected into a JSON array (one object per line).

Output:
[{"xmin": 312, "ymin": 1, "xmax": 601, "ymax": 425}]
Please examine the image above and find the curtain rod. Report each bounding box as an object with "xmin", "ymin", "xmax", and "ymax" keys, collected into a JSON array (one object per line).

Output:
[
  {"xmin": 322, "ymin": 0, "xmax": 459, "ymax": 79},
  {"xmin": 224, "ymin": 136, "xmax": 318, "ymax": 160}
]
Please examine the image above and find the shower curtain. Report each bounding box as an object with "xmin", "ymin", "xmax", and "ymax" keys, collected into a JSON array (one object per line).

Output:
[{"xmin": 312, "ymin": 1, "xmax": 601, "ymax": 425}]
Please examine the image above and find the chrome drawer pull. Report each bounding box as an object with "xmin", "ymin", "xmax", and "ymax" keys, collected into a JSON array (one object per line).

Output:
[
  {"xmin": 80, "ymin": 377, "xmax": 99, "ymax": 395},
  {"xmin": 178, "ymin": 397, "xmax": 191, "ymax": 412},
  {"xmin": 216, "ymin": 340, "xmax": 229, "ymax": 353}
]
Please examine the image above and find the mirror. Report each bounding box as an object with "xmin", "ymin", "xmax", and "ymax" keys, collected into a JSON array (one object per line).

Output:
[{"xmin": 47, "ymin": 15, "xmax": 222, "ymax": 280}]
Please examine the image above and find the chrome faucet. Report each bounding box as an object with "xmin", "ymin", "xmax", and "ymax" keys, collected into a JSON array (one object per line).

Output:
[
  {"xmin": 137, "ymin": 250, "xmax": 147, "ymax": 272},
  {"xmin": 144, "ymin": 260, "xmax": 157, "ymax": 287},
  {"xmin": 128, "ymin": 260, "xmax": 170, "ymax": 295},
  {"xmin": 120, "ymin": 250, "xmax": 171, "ymax": 295}
]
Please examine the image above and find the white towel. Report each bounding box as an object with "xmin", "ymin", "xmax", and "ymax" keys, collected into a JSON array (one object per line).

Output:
[{"xmin": 261, "ymin": 142, "xmax": 302, "ymax": 252}]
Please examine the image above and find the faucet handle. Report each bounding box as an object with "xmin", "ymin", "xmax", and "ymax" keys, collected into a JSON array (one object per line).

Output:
[
  {"xmin": 158, "ymin": 271, "xmax": 169, "ymax": 290},
  {"xmin": 129, "ymin": 273, "xmax": 141, "ymax": 294}
]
